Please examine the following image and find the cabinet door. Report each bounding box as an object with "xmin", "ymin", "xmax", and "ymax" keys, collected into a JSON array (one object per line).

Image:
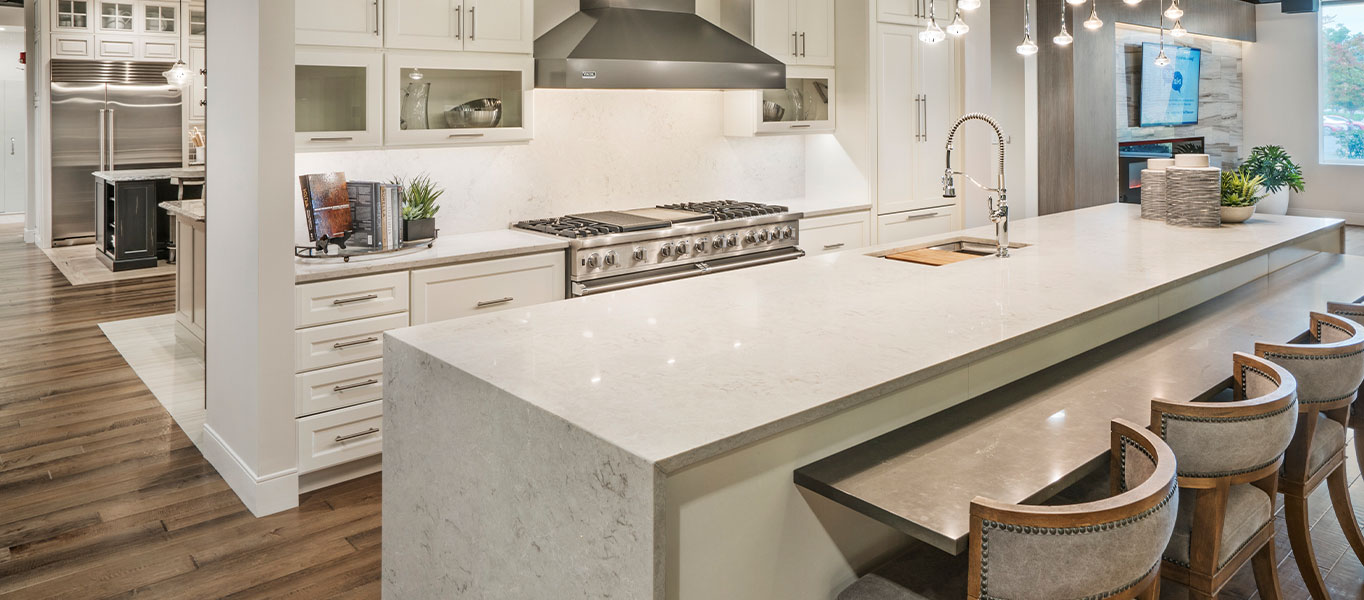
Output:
[
  {"xmin": 384, "ymin": 51, "xmax": 534, "ymax": 146},
  {"xmin": 462, "ymin": 0, "xmax": 532, "ymax": 54},
  {"xmin": 385, "ymin": 0, "xmax": 463, "ymax": 52},
  {"xmin": 53, "ymin": 0, "xmax": 94, "ymax": 32},
  {"xmin": 876, "ymin": 24, "xmax": 921, "ymax": 215},
  {"xmin": 141, "ymin": 38, "xmax": 180, "ymax": 60},
  {"xmin": 142, "ymin": 1, "xmax": 179, "ymax": 36},
  {"xmin": 793, "ymin": 0, "xmax": 834, "ymax": 66},
  {"xmin": 800, "ymin": 211, "xmax": 870, "ymax": 256},
  {"xmin": 876, "ymin": 205, "xmax": 957, "ymax": 245},
  {"xmin": 95, "ymin": 34, "xmax": 139, "ymax": 60},
  {"xmin": 189, "ymin": 44, "xmax": 207, "ymax": 121},
  {"xmin": 753, "ymin": 0, "xmax": 795, "ymax": 65},
  {"xmin": 296, "ymin": 48, "xmax": 383, "ymax": 150},
  {"xmin": 916, "ymin": 31, "xmax": 955, "ymax": 213},
  {"xmin": 878, "ymin": 0, "xmax": 925, "ymax": 24},
  {"xmin": 296, "ymin": 0, "xmax": 383, "ymax": 48},
  {"xmin": 95, "ymin": 1, "xmax": 136, "ymax": 33},
  {"xmin": 51, "ymin": 34, "xmax": 96, "ymax": 59}
]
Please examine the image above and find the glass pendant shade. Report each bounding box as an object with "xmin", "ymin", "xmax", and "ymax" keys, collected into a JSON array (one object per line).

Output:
[
  {"xmin": 1154, "ymin": 49, "xmax": 1171, "ymax": 66},
  {"xmin": 1018, "ymin": 0, "xmax": 1038, "ymax": 56},
  {"xmin": 1054, "ymin": 6, "xmax": 1072, "ymax": 46},
  {"xmin": 1083, "ymin": 2, "xmax": 1102, "ymax": 29},
  {"xmin": 162, "ymin": 61, "xmax": 191, "ymax": 86},
  {"xmin": 408, "ymin": 68, "xmax": 425, "ymax": 81},
  {"xmin": 946, "ymin": 11, "xmax": 970, "ymax": 35},
  {"xmin": 958, "ymin": 0, "xmax": 982, "ymax": 10},
  {"xmin": 1018, "ymin": 34, "xmax": 1039, "ymax": 55},
  {"xmin": 1164, "ymin": 0, "xmax": 1183, "ymax": 20},
  {"xmin": 1170, "ymin": 20, "xmax": 1187, "ymax": 37},
  {"xmin": 920, "ymin": 19, "xmax": 947, "ymax": 43},
  {"xmin": 1123, "ymin": 0, "xmax": 1141, "ymax": 4},
  {"xmin": 1066, "ymin": 0, "xmax": 1086, "ymax": 5}
]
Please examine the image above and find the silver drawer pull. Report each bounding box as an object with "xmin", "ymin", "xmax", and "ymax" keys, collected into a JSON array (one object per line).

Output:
[
  {"xmin": 309, "ymin": 136, "xmax": 354, "ymax": 142},
  {"xmin": 333, "ymin": 379, "xmax": 379, "ymax": 393},
  {"xmin": 476, "ymin": 297, "xmax": 515, "ymax": 308},
  {"xmin": 790, "ymin": 124, "xmax": 812, "ymax": 129},
  {"xmin": 823, "ymin": 243, "xmax": 846, "ymax": 250},
  {"xmin": 333, "ymin": 336, "xmax": 380, "ymax": 350},
  {"xmin": 449, "ymin": 133, "xmax": 486, "ymax": 138},
  {"xmin": 334, "ymin": 427, "xmax": 380, "ymax": 443},
  {"xmin": 333, "ymin": 294, "xmax": 379, "ymax": 305},
  {"xmin": 904, "ymin": 212, "xmax": 940, "ymax": 221}
]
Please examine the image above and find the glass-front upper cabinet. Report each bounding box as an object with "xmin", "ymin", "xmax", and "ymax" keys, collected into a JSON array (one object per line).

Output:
[
  {"xmin": 53, "ymin": 0, "xmax": 92, "ymax": 31},
  {"xmin": 142, "ymin": 2, "xmax": 177, "ymax": 34},
  {"xmin": 724, "ymin": 67, "xmax": 835, "ymax": 136},
  {"xmin": 188, "ymin": 3, "xmax": 206, "ymax": 38},
  {"xmin": 97, "ymin": 1, "xmax": 135, "ymax": 32},
  {"xmin": 296, "ymin": 48, "xmax": 384, "ymax": 151},
  {"xmin": 384, "ymin": 52, "xmax": 533, "ymax": 146}
]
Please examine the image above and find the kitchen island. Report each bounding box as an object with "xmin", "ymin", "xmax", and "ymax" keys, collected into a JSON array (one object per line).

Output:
[
  {"xmin": 159, "ymin": 200, "xmax": 206, "ymax": 354},
  {"xmin": 382, "ymin": 204, "xmax": 1346, "ymax": 599},
  {"xmin": 93, "ymin": 167, "xmax": 205, "ymax": 271}
]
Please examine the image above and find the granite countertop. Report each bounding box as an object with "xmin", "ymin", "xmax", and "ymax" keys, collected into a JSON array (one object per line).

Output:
[
  {"xmin": 93, "ymin": 167, "xmax": 206, "ymax": 182},
  {"xmin": 781, "ymin": 197, "xmax": 874, "ymax": 219},
  {"xmin": 388, "ymin": 204, "xmax": 1344, "ymax": 474},
  {"xmin": 159, "ymin": 200, "xmax": 205, "ymax": 222},
  {"xmin": 294, "ymin": 229, "xmax": 570, "ymax": 284}
]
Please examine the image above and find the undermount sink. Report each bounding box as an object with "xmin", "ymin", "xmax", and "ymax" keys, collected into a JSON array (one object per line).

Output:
[{"xmin": 875, "ymin": 237, "xmax": 1030, "ymax": 267}]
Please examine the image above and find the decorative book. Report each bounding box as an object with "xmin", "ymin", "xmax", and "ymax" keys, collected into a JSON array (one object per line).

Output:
[{"xmin": 300, "ymin": 172, "xmax": 354, "ymax": 247}]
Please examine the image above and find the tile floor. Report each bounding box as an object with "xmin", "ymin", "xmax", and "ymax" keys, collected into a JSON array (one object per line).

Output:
[{"xmin": 99, "ymin": 314, "xmax": 206, "ymax": 447}]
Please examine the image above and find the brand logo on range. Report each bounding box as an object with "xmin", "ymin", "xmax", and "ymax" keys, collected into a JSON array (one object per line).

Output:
[{"xmin": 581, "ymin": 71, "xmax": 598, "ymax": 80}]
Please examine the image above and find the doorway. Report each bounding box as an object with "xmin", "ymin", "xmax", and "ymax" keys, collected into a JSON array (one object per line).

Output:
[{"xmin": 1, "ymin": 26, "xmax": 26, "ymax": 217}]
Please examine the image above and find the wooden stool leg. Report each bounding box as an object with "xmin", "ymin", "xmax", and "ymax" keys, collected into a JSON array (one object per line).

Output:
[
  {"xmin": 1251, "ymin": 538, "xmax": 1283, "ymax": 600},
  {"xmin": 1136, "ymin": 575, "xmax": 1159, "ymax": 600},
  {"xmin": 1327, "ymin": 463, "xmax": 1364, "ymax": 563},
  {"xmin": 1285, "ymin": 491, "xmax": 1331, "ymax": 600},
  {"xmin": 1355, "ymin": 433, "xmax": 1364, "ymax": 484}
]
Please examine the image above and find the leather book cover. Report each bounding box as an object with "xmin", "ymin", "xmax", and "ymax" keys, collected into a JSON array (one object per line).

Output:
[{"xmin": 300, "ymin": 172, "xmax": 353, "ymax": 243}]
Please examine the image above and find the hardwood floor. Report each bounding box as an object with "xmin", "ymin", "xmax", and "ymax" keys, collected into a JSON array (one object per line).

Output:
[
  {"xmin": 0, "ymin": 224, "xmax": 381, "ymax": 599},
  {"xmin": 3, "ymin": 223, "xmax": 1364, "ymax": 599}
]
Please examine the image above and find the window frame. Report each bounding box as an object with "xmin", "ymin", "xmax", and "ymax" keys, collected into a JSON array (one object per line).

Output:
[{"xmin": 1318, "ymin": 0, "xmax": 1364, "ymax": 165}]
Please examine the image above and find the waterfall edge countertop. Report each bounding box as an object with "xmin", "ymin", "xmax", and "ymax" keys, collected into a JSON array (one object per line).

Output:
[
  {"xmin": 387, "ymin": 204, "xmax": 1346, "ymax": 473},
  {"xmin": 158, "ymin": 200, "xmax": 205, "ymax": 222},
  {"xmin": 93, "ymin": 167, "xmax": 205, "ymax": 182}
]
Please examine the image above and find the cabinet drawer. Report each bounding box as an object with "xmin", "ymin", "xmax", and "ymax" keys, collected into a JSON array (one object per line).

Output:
[
  {"xmin": 95, "ymin": 36, "xmax": 138, "ymax": 59},
  {"xmin": 296, "ymin": 271, "xmax": 410, "ymax": 328},
  {"xmin": 141, "ymin": 39, "xmax": 180, "ymax": 60},
  {"xmin": 295, "ymin": 358, "xmax": 385, "ymax": 417},
  {"xmin": 877, "ymin": 206, "xmax": 957, "ymax": 245},
  {"xmin": 297, "ymin": 400, "xmax": 383, "ymax": 474},
  {"xmin": 295, "ymin": 312, "xmax": 408, "ymax": 373},
  {"xmin": 801, "ymin": 212, "xmax": 870, "ymax": 256},
  {"xmin": 411, "ymin": 252, "xmax": 565, "ymax": 325},
  {"xmin": 52, "ymin": 34, "xmax": 95, "ymax": 59}
]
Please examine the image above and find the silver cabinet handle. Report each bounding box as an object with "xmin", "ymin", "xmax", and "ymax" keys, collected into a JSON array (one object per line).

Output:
[
  {"xmin": 914, "ymin": 95, "xmax": 922, "ymax": 141},
  {"xmin": 801, "ymin": 32, "xmax": 807, "ymax": 57},
  {"xmin": 790, "ymin": 124, "xmax": 812, "ymax": 129},
  {"xmin": 335, "ymin": 427, "xmax": 380, "ymax": 443},
  {"xmin": 920, "ymin": 95, "xmax": 928, "ymax": 143},
  {"xmin": 107, "ymin": 109, "xmax": 116, "ymax": 170},
  {"xmin": 332, "ymin": 293, "xmax": 378, "ymax": 305},
  {"xmin": 333, "ymin": 336, "xmax": 379, "ymax": 350},
  {"xmin": 310, "ymin": 136, "xmax": 355, "ymax": 142},
  {"xmin": 792, "ymin": 31, "xmax": 798, "ymax": 56},
  {"xmin": 9, "ymin": 138, "xmax": 14, "ymax": 155},
  {"xmin": 334, "ymin": 379, "xmax": 379, "ymax": 393},
  {"xmin": 905, "ymin": 212, "xmax": 940, "ymax": 221},
  {"xmin": 455, "ymin": 5, "xmax": 462, "ymax": 39},
  {"xmin": 469, "ymin": 6, "xmax": 476, "ymax": 40},
  {"xmin": 449, "ymin": 133, "xmax": 485, "ymax": 138},
  {"xmin": 373, "ymin": 0, "xmax": 380, "ymax": 35},
  {"xmin": 476, "ymin": 297, "xmax": 514, "ymax": 308},
  {"xmin": 823, "ymin": 243, "xmax": 846, "ymax": 250},
  {"xmin": 98, "ymin": 109, "xmax": 107, "ymax": 171}
]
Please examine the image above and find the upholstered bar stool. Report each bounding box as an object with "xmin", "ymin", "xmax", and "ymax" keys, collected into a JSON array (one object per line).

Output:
[
  {"xmin": 1255, "ymin": 312, "xmax": 1364, "ymax": 600},
  {"xmin": 837, "ymin": 419, "xmax": 1179, "ymax": 600},
  {"xmin": 1149, "ymin": 353, "xmax": 1299, "ymax": 600},
  {"xmin": 1327, "ymin": 301, "xmax": 1364, "ymax": 474}
]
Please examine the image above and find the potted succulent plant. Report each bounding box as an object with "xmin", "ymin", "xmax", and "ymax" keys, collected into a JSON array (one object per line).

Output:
[
  {"xmin": 399, "ymin": 174, "xmax": 443, "ymax": 241},
  {"xmin": 1241, "ymin": 145, "xmax": 1305, "ymax": 216},
  {"xmin": 1220, "ymin": 166, "xmax": 1266, "ymax": 224}
]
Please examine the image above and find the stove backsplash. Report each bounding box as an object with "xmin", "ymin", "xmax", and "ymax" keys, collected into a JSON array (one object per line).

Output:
[{"xmin": 293, "ymin": 90, "xmax": 806, "ymax": 243}]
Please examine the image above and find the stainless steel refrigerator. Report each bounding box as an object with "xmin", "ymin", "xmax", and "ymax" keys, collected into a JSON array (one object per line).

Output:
[{"xmin": 50, "ymin": 60, "xmax": 183, "ymax": 243}]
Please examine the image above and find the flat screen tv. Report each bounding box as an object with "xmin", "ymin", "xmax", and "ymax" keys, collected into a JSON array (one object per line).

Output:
[{"xmin": 1140, "ymin": 43, "xmax": 1201, "ymax": 127}]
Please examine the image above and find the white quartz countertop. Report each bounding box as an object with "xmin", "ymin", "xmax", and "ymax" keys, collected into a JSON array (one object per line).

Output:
[
  {"xmin": 93, "ymin": 167, "xmax": 206, "ymax": 182},
  {"xmin": 295, "ymin": 229, "xmax": 569, "ymax": 284},
  {"xmin": 781, "ymin": 197, "xmax": 873, "ymax": 219},
  {"xmin": 388, "ymin": 205, "xmax": 1344, "ymax": 472},
  {"xmin": 158, "ymin": 200, "xmax": 204, "ymax": 222}
]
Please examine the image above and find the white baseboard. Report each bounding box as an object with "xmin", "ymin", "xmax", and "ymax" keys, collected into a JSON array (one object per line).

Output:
[
  {"xmin": 200, "ymin": 424, "xmax": 300, "ymax": 517},
  {"xmin": 1287, "ymin": 207, "xmax": 1364, "ymax": 226},
  {"xmin": 298, "ymin": 454, "xmax": 382, "ymax": 494},
  {"xmin": 24, "ymin": 227, "xmax": 35, "ymax": 244}
]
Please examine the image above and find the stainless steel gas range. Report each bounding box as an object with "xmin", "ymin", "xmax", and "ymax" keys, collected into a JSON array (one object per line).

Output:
[{"xmin": 514, "ymin": 201, "xmax": 805, "ymax": 297}]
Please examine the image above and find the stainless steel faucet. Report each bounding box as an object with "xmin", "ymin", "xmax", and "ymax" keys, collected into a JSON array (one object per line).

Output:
[{"xmin": 942, "ymin": 113, "xmax": 1010, "ymax": 258}]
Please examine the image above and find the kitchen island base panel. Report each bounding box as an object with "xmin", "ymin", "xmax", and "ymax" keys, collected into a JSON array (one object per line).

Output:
[{"xmin": 382, "ymin": 337, "xmax": 662, "ymax": 600}]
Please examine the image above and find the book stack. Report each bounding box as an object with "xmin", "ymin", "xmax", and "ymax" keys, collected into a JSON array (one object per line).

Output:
[
  {"xmin": 347, "ymin": 181, "xmax": 406, "ymax": 250},
  {"xmin": 299, "ymin": 172, "xmax": 354, "ymax": 247}
]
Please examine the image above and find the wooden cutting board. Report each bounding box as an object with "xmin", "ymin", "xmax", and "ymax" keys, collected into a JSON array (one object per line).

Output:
[{"xmin": 884, "ymin": 248, "xmax": 981, "ymax": 267}]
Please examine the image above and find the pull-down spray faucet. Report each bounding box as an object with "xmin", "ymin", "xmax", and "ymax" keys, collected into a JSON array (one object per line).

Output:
[{"xmin": 942, "ymin": 113, "xmax": 1010, "ymax": 258}]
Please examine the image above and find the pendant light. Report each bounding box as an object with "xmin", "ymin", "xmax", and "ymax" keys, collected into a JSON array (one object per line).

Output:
[
  {"xmin": 958, "ymin": 0, "xmax": 981, "ymax": 11},
  {"xmin": 160, "ymin": 0, "xmax": 190, "ymax": 86},
  {"xmin": 1083, "ymin": 0, "xmax": 1103, "ymax": 30},
  {"xmin": 1171, "ymin": 19, "xmax": 1187, "ymax": 37},
  {"xmin": 1153, "ymin": 14, "xmax": 1171, "ymax": 67},
  {"xmin": 1018, "ymin": 0, "xmax": 1039, "ymax": 55},
  {"xmin": 919, "ymin": 0, "xmax": 947, "ymax": 43},
  {"xmin": 1164, "ymin": 0, "xmax": 1183, "ymax": 20},
  {"xmin": 946, "ymin": 0, "xmax": 970, "ymax": 36},
  {"xmin": 1054, "ymin": 3, "xmax": 1073, "ymax": 46},
  {"xmin": 1124, "ymin": 0, "xmax": 1142, "ymax": 5},
  {"xmin": 408, "ymin": 68, "xmax": 425, "ymax": 81}
]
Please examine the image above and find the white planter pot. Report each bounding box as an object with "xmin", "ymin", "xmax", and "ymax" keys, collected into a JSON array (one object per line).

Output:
[
  {"xmin": 1258, "ymin": 188, "xmax": 1290, "ymax": 215},
  {"xmin": 1220, "ymin": 204, "xmax": 1256, "ymax": 224}
]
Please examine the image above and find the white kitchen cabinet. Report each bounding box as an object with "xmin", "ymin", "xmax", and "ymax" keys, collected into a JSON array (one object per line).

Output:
[
  {"xmin": 188, "ymin": 43, "xmax": 206, "ymax": 122},
  {"xmin": 878, "ymin": 0, "xmax": 930, "ymax": 25},
  {"xmin": 53, "ymin": 0, "xmax": 94, "ymax": 32},
  {"xmin": 752, "ymin": 0, "xmax": 834, "ymax": 66},
  {"xmin": 800, "ymin": 211, "xmax": 870, "ymax": 256},
  {"xmin": 51, "ymin": 34, "xmax": 96, "ymax": 58},
  {"xmin": 385, "ymin": 0, "xmax": 531, "ymax": 54},
  {"xmin": 725, "ymin": 66, "xmax": 834, "ymax": 137},
  {"xmin": 410, "ymin": 252, "xmax": 565, "ymax": 325},
  {"xmin": 295, "ymin": 358, "xmax": 385, "ymax": 417},
  {"xmin": 141, "ymin": 37, "xmax": 180, "ymax": 59},
  {"xmin": 296, "ymin": 0, "xmax": 383, "ymax": 48},
  {"xmin": 174, "ymin": 217, "xmax": 206, "ymax": 349},
  {"xmin": 96, "ymin": 1, "xmax": 136, "ymax": 33},
  {"xmin": 383, "ymin": 51, "xmax": 534, "ymax": 146},
  {"xmin": 94, "ymin": 34, "xmax": 138, "ymax": 59},
  {"xmin": 875, "ymin": 22, "xmax": 956, "ymax": 216},
  {"xmin": 141, "ymin": 1, "xmax": 179, "ymax": 35},
  {"xmin": 295, "ymin": 47, "xmax": 384, "ymax": 150},
  {"xmin": 296, "ymin": 399, "xmax": 384, "ymax": 474},
  {"xmin": 294, "ymin": 312, "xmax": 410, "ymax": 373},
  {"xmin": 295, "ymin": 271, "xmax": 410, "ymax": 328},
  {"xmin": 186, "ymin": 2, "xmax": 206, "ymax": 39},
  {"xmin": 876, "ymin": 205, "xmax": 957, "ymax": 245}
]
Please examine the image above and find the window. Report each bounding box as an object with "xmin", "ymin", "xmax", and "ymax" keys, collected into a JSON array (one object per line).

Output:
[
  {"xmin": 99, "ymin": 1, "xmax": 133, "ymax": 31},
  {"xmin": 56, "ymin": 0, "xmax": 88, "ymax": 29},
  {"xmin": 1321, "ymin": 2, "xmax": 1364, "ymax": 163},
  {"xmin": 145, "ymin": 5, "xmax": 177, "ymax": 33}
]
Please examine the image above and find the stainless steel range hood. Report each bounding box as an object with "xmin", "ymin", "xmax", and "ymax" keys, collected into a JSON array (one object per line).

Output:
[{"xmin": 535, "ymin": 0, "xmax": 786, "ymax": 90}]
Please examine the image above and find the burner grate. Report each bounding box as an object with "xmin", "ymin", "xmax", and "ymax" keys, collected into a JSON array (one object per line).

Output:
[
  {"xmin": 514, "ymin": 217, "xmax": 625, "ymax": 239},
  {"xmin": 656, "ymin": 200, "xmax": 789, "ymax": 221}
]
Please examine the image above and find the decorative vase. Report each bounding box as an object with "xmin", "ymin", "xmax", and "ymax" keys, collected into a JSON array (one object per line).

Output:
[
  {"xmin": 1258, "ymin": 188, "xmax": 1290, "ymax": 216},
  {"xmin": 403, "ymin": 218, "xmax": 437, "ymax": 242},
  {"xmin": 400, "ymin": 82, "xmax": 431, "ymax": 131},
  {"xmin": 1220, "ymin": 205, "xmax": 1256, "ymax": 224}
]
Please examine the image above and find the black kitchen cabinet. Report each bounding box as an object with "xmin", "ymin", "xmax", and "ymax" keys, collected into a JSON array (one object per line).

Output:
[{"xmin": 96, "ymin": 180, "xmax": 160, "ymax": 271}]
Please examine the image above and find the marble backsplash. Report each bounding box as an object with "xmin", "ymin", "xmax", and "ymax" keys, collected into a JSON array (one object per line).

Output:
[
  {"xmin": 294, "ymin": 90, "xmax": 806, "ymax": 242},
  {"xmin": 1115, "ymin": 26, "xmax": 1245, "ymax": 168}
]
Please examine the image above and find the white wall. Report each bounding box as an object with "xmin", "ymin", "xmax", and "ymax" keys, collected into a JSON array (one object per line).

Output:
[
  {"xmin": 0, "ymin": 31, "xmax": 23, "ymax": 82},
  {"xmin": 294, "ymin": 91, "xmax": 806, "ymax": 241},
  {"xmin": 1245, "ymin": 5, "xmax": 1364, "ymax": 223}
]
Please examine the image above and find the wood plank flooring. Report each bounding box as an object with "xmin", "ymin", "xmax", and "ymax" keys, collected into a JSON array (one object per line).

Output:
[
  {"xmin": 2, "ymin": 223, "xmax": 1364, "ymax": 598},
  {"xmin": 0, "ymin": 224, "xmax": 381, "ymax": 599}
]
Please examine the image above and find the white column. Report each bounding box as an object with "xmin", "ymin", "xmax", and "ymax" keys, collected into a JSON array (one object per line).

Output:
[{"xmin": 202, "ymin": 0, "xmax": 299, "ymax": 517}]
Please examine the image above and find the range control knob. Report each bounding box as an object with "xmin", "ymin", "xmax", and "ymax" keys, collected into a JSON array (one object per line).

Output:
[
  {"xmin": 726, "ymin": 233, "xmax": 739, "ymax": 247},
  {"xmin": 744, "ymin": 231, "xmax": 758, "ymax": 244},
  {"xmin": 676, "ymin": 240, "xmax": 689, "ymax": 255},
  {"xmin": 633, "ymin": 247, "xmax": 647, "ymax": 261},
  {"xmin": 695, "ymin": 237, "xmax": 709, "ymax": 252},
  {"xmin": 585, "ymin": 253, "xmax": 601, "ymax": 269},
  {"xmin": 660, "ymin": 242, "xmax": 676, "ymax": 258},
  {"xmin": 604, "ymin": 251, "xmax": 618, "ymax": 266},
  {"xmin": 781, "ymin": 226, "xmax": 795, "ymax": 240},
  {"xmin": 756, "ymin": 229, "xmax": 771, "ymax": 242}
]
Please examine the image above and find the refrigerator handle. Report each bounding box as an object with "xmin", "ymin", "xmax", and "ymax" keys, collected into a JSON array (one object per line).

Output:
[
  {"xmin": 107, "ymin": 109, "xmax": 116, "ymax": 171},
  {"xmin": 98, "ymin": 108, "xmax": 107, "ymax": 171}
]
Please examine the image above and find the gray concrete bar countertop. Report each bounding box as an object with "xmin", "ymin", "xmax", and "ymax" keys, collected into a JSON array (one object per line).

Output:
[
  {"xmin": 92, "ymin": 166, "xmax": 205, "ymax": 182},
  {"xmin": 158, "ymin": 200, "xmax": 205, "ymax": 222}
]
